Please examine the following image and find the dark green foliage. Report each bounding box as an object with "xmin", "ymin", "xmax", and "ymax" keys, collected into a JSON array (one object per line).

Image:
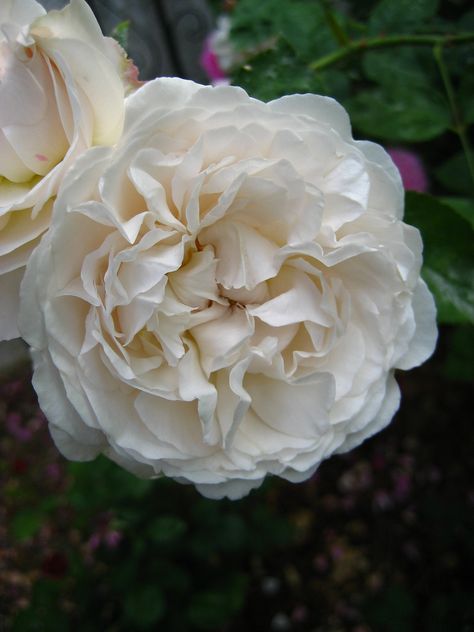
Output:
[
  {"xmin": 347, "ymin": 85, "xmax": 450, "ymax": 142},
  {"xmin": 435, "ymin": 152, "xmax": 473, "ymax": 196},
  {"xmin": 368, "ymin": 0, "xmax": 440, "ymax": 35},
  {"xmin": 11, "ymin": 507, "xmax": 45, "ymax": 541},
  {"xmin": 366, "ymin": 583, "xmax": 416, "ymax": 631},
  {"xmin": 123, "ymin": 586, "xmax": 166, "ymax": 628},
  {"xmin": 405, "ymin": 192, "xmax": 474, "ymax": 324},
  {"xmin": 6, "ymin": 454, "xmax": 293, "ymax": 631},
  {"xmin": 442, "ymin": 324, "xmax": 474, "ymax": 381},
  {"xmin": 3, "ymin": 352, "xmax": 473, "ymax": 630}
]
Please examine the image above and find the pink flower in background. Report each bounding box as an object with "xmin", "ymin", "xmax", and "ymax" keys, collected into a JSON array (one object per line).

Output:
[
  {"xmin": 86, "ymin": 519, "xmax": 122, "ymax": 554},
  {"xmin": 387, "ymin": 148, "xmax": 428, "ymax": 192},
  {"xmin": 104, "ymin": 530, "xmax": 122, "ymax": 549},
  {"xmin": 201, "ymin": 16, "xmax": 237, "ymax": 84},
  {"xmin": 6, "ymin": 412, "xmax": 33, "ymax": 442},
  {"xmin": 200, "ymin": 39, "xmax": 228, "ymax": 83}
]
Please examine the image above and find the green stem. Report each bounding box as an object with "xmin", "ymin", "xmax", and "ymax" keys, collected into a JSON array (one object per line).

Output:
[
  {"xmin": 433, "ymin": 43, "xmax": 474, "ymax": 192},
  {"xmin": 321, "ymin": 0, "xmax": 350, "ymax": 47},
  {"xmin": 309, "ymin": 32, "xmax": 474, "ymax": 71}
]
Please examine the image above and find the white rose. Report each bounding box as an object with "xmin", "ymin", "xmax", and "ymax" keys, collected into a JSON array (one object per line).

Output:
[
  {"xmin": 0, "ymin": 0, "xmax": 129, "ymax": 340},
  {"xmin": 20, "ymin": 78, "xmax": 437, "ymax": 499}
]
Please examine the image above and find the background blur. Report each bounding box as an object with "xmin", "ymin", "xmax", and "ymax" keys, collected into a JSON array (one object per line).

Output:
[{"xmin": 1, "ymin": 1, "xmax": 474, "ymax": 631}]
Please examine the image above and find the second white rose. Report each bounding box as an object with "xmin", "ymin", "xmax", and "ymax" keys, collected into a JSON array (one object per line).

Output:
[{"xmin": 0, "ymin": 0, "xmax": 131, "ymax": 340}]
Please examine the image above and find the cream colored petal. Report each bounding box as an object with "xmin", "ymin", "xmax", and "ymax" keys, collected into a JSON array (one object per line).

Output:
[
  {"xmin": 269, "ymin": 93, "xmax": 352, "ymax": 140},
  {"xmin": 0, "ymin": 198, "xmax": 52, "ymax": 257},
  {"xmin": 191, "ymin": 306, "xmax": 254, "ymax": 374},
  {"xmin": 31, "ymin": 349, "xmax": 105, "ymax": 459},
  {"xmin": 200, "ymin": 220, "xmax": 278, "ymax": 290},
  {"xmin": 135, "ymin": 391, "xmax": 215, "ymax": 458},
  {"xmin": 249, "ymin": 267, "xmax": 333, "ymax": 328},
  {"xmin": 169, "ymin": 247, "xmax": 221, "ymax": 309},
  {"xmin": 37, "ymin": 36, "xmax": 124, "ymax": 145},
  {"xmin": 246, "ymin": 372, "xmax": 334, "ymax": 439},
  {"xmin": 0, "ymin": 129, "xmax": 33, "ymax": 182},
  {"xmin": 0, "ymin": 0, "xmax": 45, "ymax": 25},
  {"xmin": 178, "ymin": 342, "xmax": 219, "ymax": 445},
  {"xmin": 0, "ymin": 43, "xmax": 46, "ymax": 128},
  {"xmin": 394, "ymin": 280, "xmax": 437, "ymax": 370},
  {"xmin": 3, "ymin": 53, "xmax": 68, "ymax": 175}
]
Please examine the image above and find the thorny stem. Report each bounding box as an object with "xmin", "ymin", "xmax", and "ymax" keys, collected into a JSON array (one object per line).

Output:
[
  {"xmin": 309, "ymin": 32, "xmax": 474, "ymax": 71},
  {"xmin": 433, "ymin": 43, "xmax": 474, "ymax": 192}
]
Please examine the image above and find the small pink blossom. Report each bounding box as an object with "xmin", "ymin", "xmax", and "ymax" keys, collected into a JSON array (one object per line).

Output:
[
  {"xmin": 200, "ymin": 16, "xmax": 237, "ymax": 85},
  {"xmin": 45, "ymin": 462, "xmax": 62, "ymax": 482},
  {"xmin": 6, "ymin": 412, "xmax": 32, "ymax": 442},
  {"xmin": 388, "ymin": 148, "xmax": 428, "ymax": 192},
  {"xmin": 87, "ymin": 533, "xmax": 102, "ymax": 552},
  {"xmin": 104, "ymin": 530, "xmax": 122, "ymax": 550},
  {"xmin": 200, "ymin": 41, "xmax": 228, "ymax": 83},
  {"xmin": 393, "ymin": 472, "xmax": 412, "ymax": 501}
]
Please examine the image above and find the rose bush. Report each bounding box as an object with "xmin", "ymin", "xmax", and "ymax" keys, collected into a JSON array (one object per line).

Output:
[
  {"xmin": 20, "ymin": 78, "xmax": 437, "ymax": 499},
  {"xmin": 0, "ymin": 0, "xmax": 131, "ymax": 340}
]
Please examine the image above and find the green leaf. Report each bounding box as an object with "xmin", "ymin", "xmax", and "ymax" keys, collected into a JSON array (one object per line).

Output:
[
  {"xmin": 404, "ymin": 191, "xmax": 474, "ymax": 323},
  {"xmin": 68, "ymin": 456, "xmax": 153, "ymax": 512},
  {"xmin": 366, "ymin": 584, "xmax": 415, "ymax": 631},
  {"xmin": 347, "ymin": 85, "xmax": 450, "ymax": 142},
  {"xmin": 443, "ymin": 325, "xmax": 474, "ymax": 382},
  {"xmin": 460, "ymin": 78, "xmax": 474, "ymax": 125},
  {"xmin": 368, "ymin": 0, "xmax": 439, "ymax": 34},
  {"xmin": 11, "ymin": 508, "xmax": 44, "ymax": 540},
  {"xmin": 124, "ymin": 586, "xmax": 165, "ymax": 628},
  {"xmin": 214, "ymin": 514, "xmax": 247, "ymax": 552},
  {"xmin": 232, "ymin": 39, "xmax": 351, "ymax": 103},
  {"xmin": 148, "ymin": 515, "xmax": 187, "ymax": 545},
  {"xmin": 230, "ymin": 0, "xmax": 280, "ymax": 50},
  {"xmin": 111, "ymin": 20, "xmax": 130, "ymax": 51},
  {"xmin": 231, "ymin": 0, "xmax": 347, "ymax": 63},
  {"xmin": 457, "ymin": 8, "xmax": 474, "ymax": 32},
  {"xmin": 435, "ymin": 152, "xmax": 473, "ymax": 196},
  {"xmin": 188, "ymin": 575, "xmax": 248, "ymax": 630},
  {"xmin": 12, "ymin": 580, "xmax": 67, "ymax": 632},
  {"xmin": 441, "ymin": 197, "xmax": 474, "ymax": 229},
  {"xmin": 362, "ymin": 47, "xmax": 434, "ymax": 89},
  {"xmin": 275, "ymin": 1, "xmax": 337, "ymax": 60}
]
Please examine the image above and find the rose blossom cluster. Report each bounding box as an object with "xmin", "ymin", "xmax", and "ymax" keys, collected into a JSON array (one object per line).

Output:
[{"xmin": 3, "ymin": 1, "xmax": 437, "ymax": 499}]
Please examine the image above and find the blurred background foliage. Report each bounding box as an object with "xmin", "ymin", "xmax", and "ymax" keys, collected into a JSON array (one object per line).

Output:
[{"xmin": 1, "ymin": 0, "xmax": 474, "ymax": 630}]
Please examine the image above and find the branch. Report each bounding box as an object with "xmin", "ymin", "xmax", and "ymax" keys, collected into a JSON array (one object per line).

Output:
[{"xmin": 309, "ymin": 32, "xmax": 474, "ymax": 72}]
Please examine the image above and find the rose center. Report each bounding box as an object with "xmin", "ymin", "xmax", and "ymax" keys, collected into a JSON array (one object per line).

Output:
[{"xmin": 217, "ymin": 282, "xmax": 269, "ymax": 306}]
